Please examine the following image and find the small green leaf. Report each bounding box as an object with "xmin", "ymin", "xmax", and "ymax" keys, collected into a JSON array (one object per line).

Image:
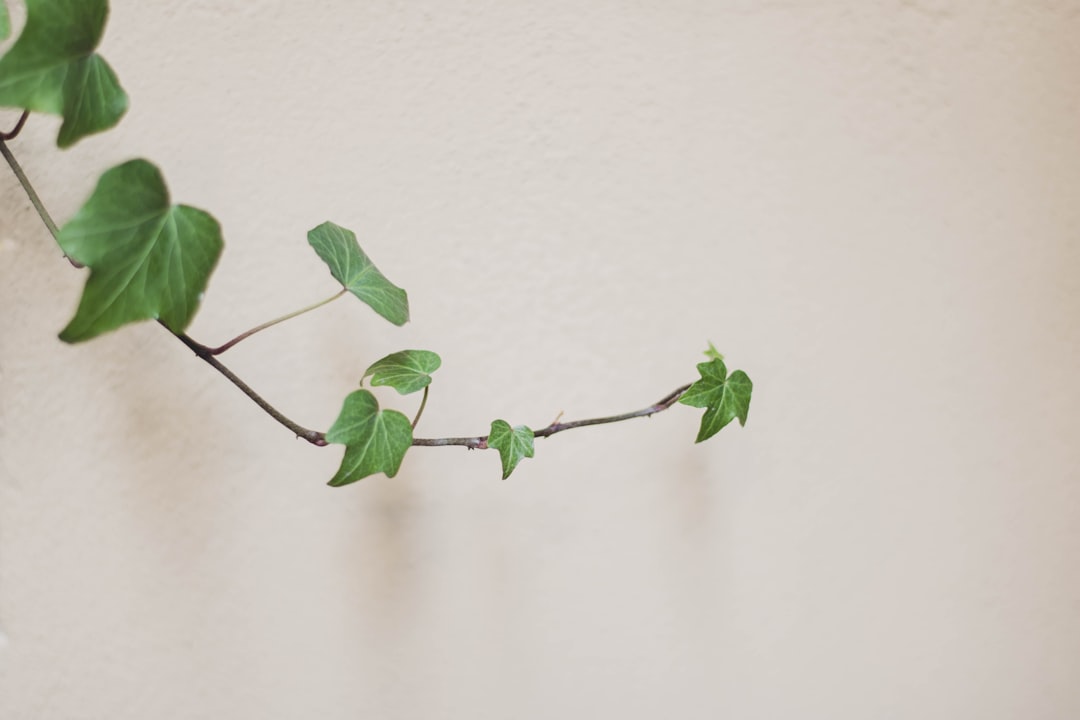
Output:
[
  {"xmin": 704, "ymin": 341, "xmax": 724, "ymax": 361},
  {"xmin": 362, "ymin": 350, "xmax": 441, "ymax": 395},
  {"xmin": 679, "ymin": 356, "xmax": 752, "ymax": 443},
  {"xmin": 0, "ymin": 2, "xmax": 11, "ymax": 42},
  {"xmin": 308, "ymin": 221, "xmax": 409, "ymax": 326},
  {"xmin": 326, "ymin": 389, "xmax": 413, "ymax": 485},
  {"xmin": 0, "ymin": 0, "xmax": 128, "ymax": 147},
  {"xmin": 488, "ymin": 420, "xmax": 534, "ymax": 480},
  {"xmin": 57, "ymin": 159, "xmax": 223, "ymax": 342}
]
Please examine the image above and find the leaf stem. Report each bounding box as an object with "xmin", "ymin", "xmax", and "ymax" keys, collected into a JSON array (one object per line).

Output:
[
  {"xmin": 411, "ymin": 383, "xmax": 692, "ymax": 448},
  {"xmin": 0, "ymin": 110, "xmax": 30, "ymax": 141},
  {"xmin": 0, "ymin": 126, "xmax": 81, "ymax": 267},
  {"xmin": 207, "ymin": 288, "xmax": 346, "ymax": 355},
  {"xmin": 171, "ymin": 327, "xmax": 327, "ymax": 445},
  {"xmin": 411, "ymin": 385, "xmax": 429, "ymax": 429}
]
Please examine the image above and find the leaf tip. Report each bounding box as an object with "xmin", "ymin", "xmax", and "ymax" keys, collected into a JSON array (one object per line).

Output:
[{"xmin": 704, "ymin": 341, "xmax": 724, "ymax": 361}]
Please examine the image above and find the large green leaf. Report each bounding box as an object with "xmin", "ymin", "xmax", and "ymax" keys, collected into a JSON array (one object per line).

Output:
[
  {"xmin": 362, "ymin": 349, "xmax": 441, "ymax": 395},
  {"xmin": 678, "ymin": 355, "xmax": 752, "ymax": 443},
  {"xmin": 0, "ymin": 2, "xmax": 10, "ymax": 42},
  {"xmin": 57, "ymin": 159, "xmax": 223, "ymax": 342},
  {"xmin": 308, "ymin": 221, "xmax": 409, "ymax": 326},
  {"xmin": 488, "ymin": 420, "xmax": 534, "ymax": 479},
  {"xmin": 0, "ymin": 0, "xmax": 128, "ymax": 147},
  {"xmin": 326, "ymin": 389, "xmax": 413, "ymax": 485}
]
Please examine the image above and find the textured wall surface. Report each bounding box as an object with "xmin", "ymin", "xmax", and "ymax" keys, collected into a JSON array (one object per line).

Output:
[{"xmin": 2, "ymin": 0, "xmax": 1079, "ymax": 717}]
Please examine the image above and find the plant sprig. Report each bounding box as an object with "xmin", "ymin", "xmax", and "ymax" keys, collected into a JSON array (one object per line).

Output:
[{"xmin": 0, "ymin": 0, "xmax": 753, "ymax": 485}]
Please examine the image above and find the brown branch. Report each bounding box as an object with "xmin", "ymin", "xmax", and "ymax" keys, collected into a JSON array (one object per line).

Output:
[
  {"xmin": 4, "ymin": 135, "xmax": 693, "ymax": 454},
  {"xmin": 411, "ymin": 383, "xmax": 692, "ymax": 448},
  {"xmin": 1, "ymin": 110, "xmax": 30, "ymax": 141},
  {"xmin": 171, "ymin": 328, "xmax": 327, "ymax": 445},
  {"xmin": 2, "ymin": 136, "xmax": 325, "ymax": 444}
]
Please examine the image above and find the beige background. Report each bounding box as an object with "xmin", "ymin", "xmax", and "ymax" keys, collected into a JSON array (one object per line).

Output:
[{"xmin": 2, "ymin": 0, "xmax": 1079, "ymax": 717}]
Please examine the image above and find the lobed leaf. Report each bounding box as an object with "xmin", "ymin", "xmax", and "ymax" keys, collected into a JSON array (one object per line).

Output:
[
  {"xmin": 488, "ymin": 420, "xmax": 535, "ymax": 479},
  {"xmin": 308, "ymin": 221, "xmax": 409, "ymax": 326},
  {"xmin": 0, "ymin": 0, "xmax": 128, "ymax": 147},
  {"xmin": 679, "ymin": 356, "xmax": 752, "ymax": 443},
  {"xmin": 0, "ymin": 2, "xmax": 9, "ymax": 42},
  {"xmin": 362, "ymin": 349, "xmax": 441, "ymax": 395},
  {"xmin": 326, "ymin": 389, "xmax": 413, "ymax": 485},
  {"xmin": 57, "ymin": 159, "xmax": 223, "ymax": 342}
]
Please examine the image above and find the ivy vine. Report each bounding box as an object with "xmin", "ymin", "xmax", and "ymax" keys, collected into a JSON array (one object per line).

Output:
[{"xmin": 0, "ymin": 0, "xmax": 753, "ymax": 485}]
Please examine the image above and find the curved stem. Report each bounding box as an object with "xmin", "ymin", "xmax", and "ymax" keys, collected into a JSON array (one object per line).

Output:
[
  {"xmin": 207, "ymin": 288, "xmax": 346, "ymax": 355},
  {"xmin": 3, "ymin": 137, "xmax": 695, "ymax": 456},
  {"xmin": 171, "ymin": 327, "xmax": 327, "ymax": 445},
  {"xmin": 411, "ymin": 383, "xmax": 692, "ymax": 448},
  {"xmin": 1, "ymin": 110, "xmax": 30, "ymax": 141},
  {"xmin": 411, "ymin": 385, "xmax": 429, "ymax": 429}
]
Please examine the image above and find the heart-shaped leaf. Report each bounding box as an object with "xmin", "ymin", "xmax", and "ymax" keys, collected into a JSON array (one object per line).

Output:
[
  {"xmin": 326, "ymin": 389, "xmax": 413, "ymax": 485},
  {"xmin": 57, "ymin": 159, "xmax": 223, "ymax": 342},
  {"xmin": 488, "ymin": 420, "xmax": 535, "ymax": 479},
  {"xmin": 678, "ymin": 355, "xmax": 752, "ymax": 443},
  {"xmin": 0, "ymin": 0, "xmax": 128, "ymax": 147},
  {"xmin": 308, "ymin": 221, "xmax": 409, "ymax": 326},
  {"xmin": 362, "ymin": 350, "xmax": 441, "ymax": 395}
]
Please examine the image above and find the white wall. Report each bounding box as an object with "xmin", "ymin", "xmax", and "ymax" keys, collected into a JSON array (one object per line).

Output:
[{"xmin": 2, "ymin": 1, "xmax": 1078, "ymax": 717}]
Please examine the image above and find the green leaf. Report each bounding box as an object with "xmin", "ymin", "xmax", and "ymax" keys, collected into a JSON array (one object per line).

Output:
[
  {"xmin": 326, "ymin": 389, "xmax": 413, "ymax": 485},
  {"xmin": 57, "ymin": 159, "xmax": 223, "ymax": 342},
  {"xmin": 678, "ymin": 356, "xmax": 752, "ymax": 443},
  {"xmin": 308, "ymin": 221, "xmax": 409, "ymax": 326},
  {"xmin": 362, "ymin": 349, "xmax": 441, "ymax": 395},
  {"xmin": 0, "ymin": 2, "xmax": 10, "ymax": 42},
  {"xmin": 0, "ymin": 0, "xmax": 128, "ymax": 147},
  {"xmin": 704, "ymin": 341, "xmax": 724, "ymax": 361},
  {"xmin": 488, "ymin": 420, "xmax": 534, "ymax": 479}
]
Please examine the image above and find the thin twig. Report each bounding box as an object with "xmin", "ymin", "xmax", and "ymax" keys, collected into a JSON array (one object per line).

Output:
[
  {"xmin": 0, "ymin": 110, "xmax": 30, "ymax": 141},
  {"xmin": 172, "ymin": 327, "xmax": 327, "ymax": 445},
  {"xmin": 0, "ymin": 129, "xmax": 81, "ymax": 267},
  {"xmin": 411, "ymin": 383, "xmax": 692, "ymax": 448},
  {"xmin": 2, "ymin": 138, "xmax": 325, "ymax": 445},
  {"xmin": 4, "ymin": 137, "xmax": 694, "ymax": 454},
  {"xmin": 207, "ymin": 288, "xmax": 346, "ymax": 354}
]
